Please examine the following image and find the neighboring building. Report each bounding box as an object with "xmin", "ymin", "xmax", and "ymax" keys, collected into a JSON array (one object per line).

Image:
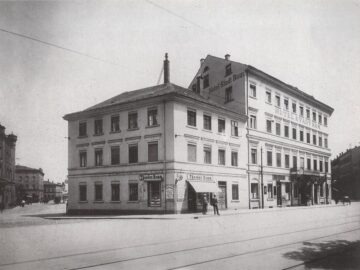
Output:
[
  {"xmin": 43, "ymin": 180, "xmax": 63, "ymax": 202},
  {"xmin": 189, "ymin": 54, "xmax": 334, "ymax": 208},
  {"xmin": 332, "ymin": 146, "xmax": 360, "ymax": 201},
  {"xmin": 64, "ymin": 54, "xmax": 248, "ymax": 214},
  {"xmin": 15, "ymin": 165, "xmax": 44, "ymax": 203},
  {"xmin": 0, "ymin": 124, "xmax": 17, "ymax": 209}
]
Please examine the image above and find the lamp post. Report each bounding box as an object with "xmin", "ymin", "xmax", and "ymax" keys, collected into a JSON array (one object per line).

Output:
[{"xmin": 260, "ymin": 146, "xmax": 264, "ymax": 209}]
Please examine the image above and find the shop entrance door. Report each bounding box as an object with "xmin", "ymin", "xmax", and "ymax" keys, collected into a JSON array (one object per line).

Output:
[
  {"xmin": 218, "ymin": 181, "xmax": 227, "ymax": 210},
  {"xmin": 148, "ymin": 181, "xmax": 161, "ymax": 207},
  {"xmin": 314, "ymin": 184, "xmax": 318, "ymax": 204},
  {"xmin": 277, "ymin": 181, "xmax": 282, "ymax": 206},
  {"xmin": 187, "ymin": 182, "xmax": 197, "ymax": 212}
]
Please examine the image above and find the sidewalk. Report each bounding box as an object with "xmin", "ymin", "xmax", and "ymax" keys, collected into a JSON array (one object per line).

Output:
[{"xmin": 43, "ymin": 202, "xmax": 349, "ymax": 220}]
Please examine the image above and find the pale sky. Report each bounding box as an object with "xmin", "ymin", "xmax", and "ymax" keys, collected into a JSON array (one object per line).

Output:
[{"xmin": 0, "ymin": 0, "xmax": 359, "ymax": 182}]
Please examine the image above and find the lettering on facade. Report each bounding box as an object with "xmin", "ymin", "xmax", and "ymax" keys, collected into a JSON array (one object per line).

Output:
[
  {"xmin": 187, "ymin": 174, "xmax": 213, "ymax": 182},
  {"xmin": 141, "ymin": 174, "xmax": 163, "ymax": 181},
  {"xmin": 209, "ymin": 72, "xmax": 244, "ymax": 93},
  {"xmin": 274, "ymin": 108, "xmax": 321, "ymax": 130}
]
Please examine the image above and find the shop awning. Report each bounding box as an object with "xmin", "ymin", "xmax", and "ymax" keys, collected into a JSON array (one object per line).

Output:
[{"xmin": 187, "ymin": 180, "xmax": 222, "ymax": 193}]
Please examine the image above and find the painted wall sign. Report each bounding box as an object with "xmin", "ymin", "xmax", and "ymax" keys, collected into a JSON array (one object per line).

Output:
[
  {"xmin": 141, "ymin": 174, "xmax": 163, "ymax": 181},
  {"xmin": 187, "ymin": 174, "xmax": 213, "ymax": 182},
  {"xmin": 209, "ymin": 72, "xmax": 244, "ymax": 93},
  {"xmin": 275, "ymin": 108, "xmax": 320, "ymax": 130},
  {"xmin": 166, "ymin": 185, "xmax": 174, "ymax": 200}
]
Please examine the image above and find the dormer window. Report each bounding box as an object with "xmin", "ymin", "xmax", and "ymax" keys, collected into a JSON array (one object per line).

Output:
[{"xmin": 203, "ymin": 74, "xmax": 209, "ymax": 89}]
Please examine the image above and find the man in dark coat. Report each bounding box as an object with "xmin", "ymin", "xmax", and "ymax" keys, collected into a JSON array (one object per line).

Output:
[
  {"xmin": 212, "ymin": 194, "xmax": 220, "ymax": 215},
  {"xmin": 202, "ymin": 194, "xmax": 208, "ymax": 214}
]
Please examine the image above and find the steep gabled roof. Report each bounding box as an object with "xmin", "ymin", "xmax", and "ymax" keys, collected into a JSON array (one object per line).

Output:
[{"xmin": 64, "ymin": 83, "xmax": 247, "ymax": 120}]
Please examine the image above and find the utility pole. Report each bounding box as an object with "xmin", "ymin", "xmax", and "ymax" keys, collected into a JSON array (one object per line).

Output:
[{"xmin": 260, "ymin": 146, "xmax": 264, "ymax": 209}]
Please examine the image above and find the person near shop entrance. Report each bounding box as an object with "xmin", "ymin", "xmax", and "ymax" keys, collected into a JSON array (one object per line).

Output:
[
  {"xmin": 211, "ymin": 194, "xmax": 220, "ymax": 215},
  {"xmin": 202, "ymin": 194, "xmax": 208, "ymax": 214}
]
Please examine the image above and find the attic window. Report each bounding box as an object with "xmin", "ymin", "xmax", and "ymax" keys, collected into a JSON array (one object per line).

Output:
[
  {"xmin": 204, "ymin": 66, "xmax": 209, "ymax": 72},
  {"xmin": 225, "ymin": 64, "xmax": 232, "ymax": 76},
  {"xmin": 192, "ymin": 84, "xmax": 196, "ymax": 92}
]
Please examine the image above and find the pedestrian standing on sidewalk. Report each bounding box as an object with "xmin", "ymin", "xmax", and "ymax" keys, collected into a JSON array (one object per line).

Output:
[
  {"xmin": 202, "ymin": 194, "xmax": 208, "ymax": 215},
  {"xmin": 212, "ymin": 194, "xmax": 220, "ymax": 215}
]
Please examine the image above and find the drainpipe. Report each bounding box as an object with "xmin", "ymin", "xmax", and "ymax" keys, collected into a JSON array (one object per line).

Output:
[
  {"xmin": 163, "ymin": 100, "xmax": 167, "ymax": 214},
  {"xmin": 246, "ymin": 70, "xmax": 251, "ymax": 209}
]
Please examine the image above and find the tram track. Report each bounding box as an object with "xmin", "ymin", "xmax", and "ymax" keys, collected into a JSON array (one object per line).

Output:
[{"xmin": 1, "ymin": 214, "xmax": 359, "ymax": 270}]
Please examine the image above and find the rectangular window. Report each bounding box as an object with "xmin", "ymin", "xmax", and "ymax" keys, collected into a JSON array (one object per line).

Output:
[
  {"xmin": 300, "ymin": 106, "xmax": 304, "ymax": 116},
  {"xmin": 285, "ymin": 154, "xmax": 290, "ymax": 168},
  {"xmin": 300, "ymin": 130, "xmax": 304, "ymax": 142},
  {"xmin": 276, "ymin": 123, "xmax": 281, "ymax": 136},
  {"xmin": 325, "ymin": 161, "xmax": 329, "ymax": 173},
  {"xmin": 79, "ymin": 122, "xmax": 87, "ymax": 137},
  {"xmin": 292, "ymin": 128, "xmax": 297, "ymax": 140},
  {"xmin": 300, "ymin": 157, "xmax": 305, "ymax": 169},
  {"xmin": 203, "ymin": 115, "xmax": 212, "ymax": 130},
  {"xmin": 306, "ymin": 109, "xmax": 310, "ymax": 119},
  {"xmin": 218, "ymin": 149, "xmax": 225, "ymax": 165},
  {"xmin": 284, "ymin": 125, "xmax": 289, "ymax": 138},
  {"xmin": 307, "ymin": 158, "xmax": 311, "ymax": 170},
  {"xmin": 285, "ymin": 183, "xmax": 290, "ymax": 193},
  {"xmin": 250, "ymin": 84, "xmax": 256, "ymax": 98},
  {"xmin": 251, "ymin": 149, "xmax": 257, "ymax": 164},
  {"xmin": 318, "ymin": 115, "xmax": 322, "ymax": 124},
  {"xmin": 266, "ymin": 91, "xmax": 271, "ymax": 103},
  {"xmin": 79, "ymin": 184, "xmax": 87, "ymax": 201},
  {"xmin": 129, "ymin": 183, "xmax": 138, "ymax": 201},
  {"xmin": 204, "ymin": 146, "xmax": 211, "ymax": 164},
  {"xmin": 148, "ymin": 181, "xmax": 161, "ymax": 207},
  {"xmin": 225, "ymin": 87, "xmax": 233, "ymax": 102},
  {"xmin": 306, "ymin": 132, "xmax": 310, "ymax": 143},
  {"xmin": 231, "ymin": 120, "xmax": 238, "ymax": 136},
  {"xmin": 225, "ymin": 64, "xmax": 232, "ymax": 76},
  {"xmin": 128, "ymin": 112, "xmax": 138, "ymax": 129},
  {"xmin": 267, "ymin": 151, "xmax": 273, "ymax": 166},
  {"xmin": 79, "ymin": 151, "xmax": 87, "ymax": 167},
  {"xmin": 276, "ymin": 152, "xmax": 281, "ymax": 167},
  {"xmin": 250, "ymin": 115, "xmax": 257, "ymax": 129},
  {"xmin": 111, "ymin": 115, "xmax": 120, "ymax": 132},
  {"xmin": 187, "ymin": 110, "xmax": 196, "ymax": 127},
  {"xmin": 187, "ymin": 144, "xmax": 197, "ymax": 162},
  {"xmin": 266, "ymin": 120, "xmax": 272, "ymax": 133},
  {"xmin": 94, "ymin": 119, "xmax": 103, "ymax": 135},
  {"xmin": 313, "ymin": 135, "xmax": 317, "ymax": 145},
  {"xmin": 94, "ymin": 183, "xmax": 103, "ymax": 201},
  {"xmin": 284, "ymin": 99, "xmax": 289, "ymax": 110},
  {"xmin": 147, "ymin": 108, "xmax": 158, "ymax": 126},
  {"xmin": 312, "ymin": 112, "xmax": 316, "ymax": 122},
  {"xmin": 320, "ymin": 160, "xmax": 323, "ymax": 172},
  {"xmin": 324, "ymin": 117, "xmax": 328, "ymax": 126},
  {"xmin": 293, "ymin": 156, "xmax": 297, "ymax": 169},
  {"xmin": 203, "ymin": 74, "xmax": 209, "ymax": 89},
  {"xmin": 148, "ymin": 142, "xmax": 158, "ymax": 162},
  {"xmin": 268, "ymin": 183, "xmax": 273, "ymax": 198},
  {"xmin": 231, "ymin": 151, "xmax": 238, "ymax": 166},
  {"xmin": 313, "ymin": 159, "xmax": 317, "ymax": 171},
  {"xmin": 275, "ymin": 95, "xmax": 281, "ymax": 107},
  {"xmin": 320, "ymin": 183, "xmax": 324, "ymax": 197},
  {"xmin": 218, "ymin": 119, "xmax": 225, "ymax": 133},
  {"xmin": 251, "ymin": 183, "xmax": 259, "ymax": 199},
  {"xmin": 95, "ymin": 149, "xmax": 103, "ymax": 166},
  {"xmin": 325, "ymin": 138, "xmax": 328, "ymax": 148},
  {"xmin": 129, "ymin": 144, "xmax": 138, "ymax": 163},
  {"xmin": 292, "ymin": 103, "xmax": 296, "ymax": 113},
  {"xmin": 111, "ymin": 183, "xmax": 120, "ymax": 201},
  {"xmin": 111, "ymin": 146, "xmax": 120, "ymax": 165},
  {"xmin": 232, "ymin": 184, "xmax": 239, "ymax": 200},
  {"xmin": 319, "ymin": 137, "xmax": 323, "ymax": 147}
]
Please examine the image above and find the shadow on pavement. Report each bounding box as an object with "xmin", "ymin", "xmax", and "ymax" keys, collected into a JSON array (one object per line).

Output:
[
  {"xmin": 23, "ymin": 213, "xmax": 67, "ymax": 218},
  {"xmin": 283, "ymin": 239, "xmax": 360, "ymax": 269}
]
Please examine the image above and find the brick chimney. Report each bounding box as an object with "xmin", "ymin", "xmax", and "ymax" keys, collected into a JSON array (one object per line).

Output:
[{"xmin": 164, "ymin": 53, "xmax": 170, "ymax": 84}]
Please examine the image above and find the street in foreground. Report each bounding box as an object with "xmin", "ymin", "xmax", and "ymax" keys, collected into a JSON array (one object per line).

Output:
[{"xmin": 0, "ymin": 202, "xmax": 359, "ymax": 270}]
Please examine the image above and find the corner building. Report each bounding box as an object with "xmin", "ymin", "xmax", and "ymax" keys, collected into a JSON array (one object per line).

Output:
[
  {"xmin": 64, "ymin": 59, "xmax": 248, "ymax": 214},
  {"xmin": 189, "ymin": 55, "xmax": 334, "ymax": 208}
]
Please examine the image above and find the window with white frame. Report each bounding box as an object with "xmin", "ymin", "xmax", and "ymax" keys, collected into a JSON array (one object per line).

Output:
[
  {"xmin": 218, "ymin": 149, "xmax": 225, "ymax": 165},
  {"xmin": 250, "ymin": 84, "xmax": 256, "ymax": 98},
  {"xmin": 250, "ymin": 115, "xmax": 257, "ymax": 129},
  {"xmin": 284, "ymin": 98, "xmax": 289, "ymax": 110},
  {"xmin": 111, "ymin": 115, "xmax": 120, "ymax": 132},
  {"xmin": 251, "ymin": 148, "xmax": 257, "ymax": 164},
  {"xmin": 266, "ymin": 91, "xmax": 271, "ymax": 103},
  {"xmin": 275, "ymin": 95, "xmax": 281, "ymax": 107},
  {"xmin": 266, "ymin": 120, "xmax": 272, "ymax": 133},
  {"xmin": 79, "ymin": 151, "xmax": 87, "ymax": 167},
  {"xmin": 187, "ymin": 109, "xmax": 196, "ymax": 127},
  {"xmin": 95, "ymin": 148, "xmax": 103, "ymax": 166},
  {"xmin": 276, "ymin": 122, "xmax": 281, "ymax": 136},
  {"xmin": 232, "ymin": 184, "xmax": 239, "ymax": 200},
  {"xmin": 187, "ymin": 144, "xmax": 197, "ymax": 162},
  {"xmin": 218, "ymin": 119, "xmax": 225, "ymax": 133},
  {"xmin": 231, "ymin": 151, "xmax": 238, "ymax": 166},
  {"xmin": 203, "ymin": 114, "xmax": 212, "ymax": 131},
  {"xmin": 276, "ymin": 152, "xmax": 281, "ymax": 167},
  {"xmin": 292, "ymin": 102, "xmax": 296, "ymax": 113},
  {"xmin": 203, "ymin": 146, "xmax": 211, "ymax": 164},
  {"xmin": 267, "ymin": 151, "xmax": 273, "ymax": 166},
  {"xmin": 231, "ymin": 120, "xmax": 239, "ymax": 136},
  {"xmin": 147, "ymin": 108, "xmax": 158, "ymax": 126}
]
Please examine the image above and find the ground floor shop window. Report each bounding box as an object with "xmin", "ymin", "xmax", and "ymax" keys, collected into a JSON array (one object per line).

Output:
[
  {"xmin": 94, "ymin": 183, "xmax": 103, "ymax": 201},
  {"xmin": 129, "ymin": 183, "xmax": 138, "ymax": 201},
  {"xmin": 320, "ymin": 183, "xmax": 324, "ymax": 197},
  {"xmin": 79, "ymin": 184, "xmax": 87, "ymax": 201},
  {"xmin": 251, "ymin": 183, "xmax": 259, "ymax": 199},
  {"xmin": 111, "ymin": 183, "xmax": 120, "ymax": 201},
  {"xmin": 294, "ymin": 183, "xmax": 298, "ymax": 198},
  {"xmin": 148, "ymin": 181, "xmax": 161, "ymax": 207},
  {"xmin": 232, "ymin": 184, "xmax": 239, "ymax": 200},
  {"xmin": 285, "ymin": 183, "xmax": 290, "ymax": 200}
]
